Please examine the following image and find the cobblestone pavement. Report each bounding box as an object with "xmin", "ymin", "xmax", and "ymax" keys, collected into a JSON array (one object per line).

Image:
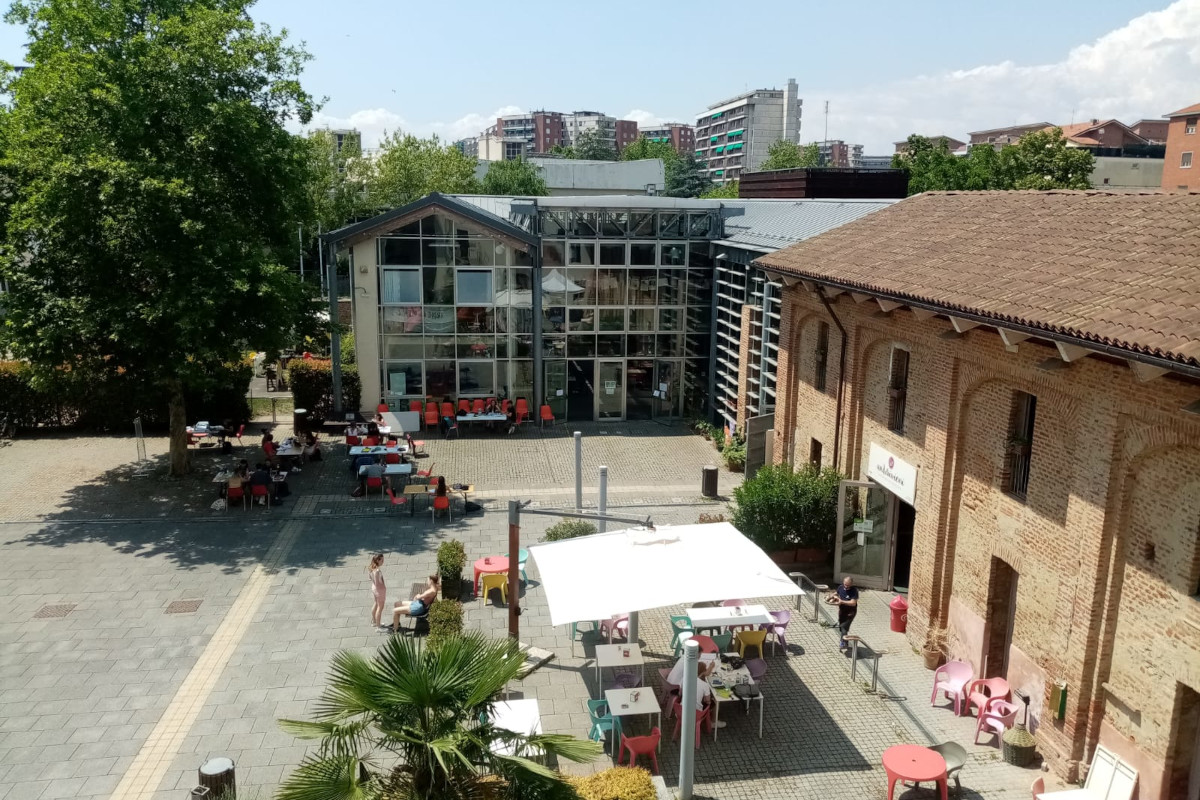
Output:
[{"xmin": 0, "ymin": 431, "xmax": 1072, "ymax": 799}]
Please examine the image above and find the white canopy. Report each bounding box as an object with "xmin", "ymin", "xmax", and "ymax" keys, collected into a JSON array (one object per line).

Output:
[{"xmin": 528, "ymin": 522, "xmax": 802, "ymax": 627}]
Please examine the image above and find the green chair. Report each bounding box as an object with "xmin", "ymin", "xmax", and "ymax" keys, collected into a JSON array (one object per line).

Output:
[
  {"xmin": 587, "ymin": 699, "xmax": 616, "ymax": 744},
  {"xmin": 711, "ymin": 632, "xmax": 733, "ymax": 653},
  {"xmin": 572, "ymin": 620, "xmax": 598, "ymax": 642},
  {"xmin": 669, "ymin": 615, "xmax": 694, "ymax": 652}
]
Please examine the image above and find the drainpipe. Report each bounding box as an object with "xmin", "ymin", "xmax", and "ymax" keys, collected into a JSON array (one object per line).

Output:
[
  {"xmin": 817, "ymin": 286, "xmax": 846, "ymax": 472},
  {"xmin": 328, "ymin": 239, "xmax": 343, "ymax": 417},
  {"xmin": 530, "ymin": 202, "xmax": 543, "ymax": 410}
]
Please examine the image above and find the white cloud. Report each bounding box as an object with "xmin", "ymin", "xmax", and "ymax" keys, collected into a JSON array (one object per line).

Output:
[
  {"xmin": 622, "ymin": 109, "xmax": 667, "ymax": 127},
  {"xmin": 820, "ymin": 0, "xmax": 1200, "ymax": 153},
  {"xmin": 429, "ymin": 105, "xmax": 523, "ymax": 142},
  {"xmin": 302, "ymin": 105, "xmax": 525, "ymax": 148}
]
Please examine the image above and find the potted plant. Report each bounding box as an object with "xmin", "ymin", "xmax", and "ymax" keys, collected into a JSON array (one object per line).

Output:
[
  {"xmin": 722, "ymin": 434, "xmax": 747, "ymax": 472},
  {"xmin": 922, "ymin": 627, "xmax": 948, "ymax": 670},
  {"xmin": 436, "ymin": 539, "xmax": 467, "ymax": 600}
]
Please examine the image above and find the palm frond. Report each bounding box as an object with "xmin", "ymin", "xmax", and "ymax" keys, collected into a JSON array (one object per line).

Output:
[
  {"xmin": 278, "ymin": 718, "xmax": 373, "ymax": 760},
  {"xmin": 517, "ymin": 733, "xmax": 603, "ymax": 764},
  {"xmin": 274, "ymin": 754, "xmax": 373, "ymax": 800}
]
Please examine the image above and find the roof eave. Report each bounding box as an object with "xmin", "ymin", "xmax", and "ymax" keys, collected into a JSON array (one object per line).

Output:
[{"xmin": 320, "ymin": 193, "xmax": 539, "ymax": 248}]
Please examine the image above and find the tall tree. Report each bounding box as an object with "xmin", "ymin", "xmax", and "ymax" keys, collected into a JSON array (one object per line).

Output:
[
  {"xmin": 890, "ymin": 135, "xmax": 967, "ymax": 193},
  {"xmin": 481, "ymin": 158, "xmax": 549, "ymax": 196},
  {"xmin": 547, "ymin": 142, "xmax": 576, "ymax": 159},
  {"xmin": 665, "ymin": 151, "xmax": 714, "ymax": 198},
  {"xmin": 571, "ymin": 128, "xmax": 616, "ymax": 161},
  {"xmin": 998, "ymin": 127, "xmax": 1094, "ymax": 190},
  {"xmin": 620, "ymin": 135, "xmax": 679, "ymax": 164},
  {"xmin": 364, "ymin": 131, "xmax": 480, "ymax": 211},
  {"xmin": 278, "ymin": 633, "xmax": 600, "ymax": 800},
  {"xmin": 305, "ymin": 129, "xmax": 370, "ymax": 234},
  {"xmin": 759, "ymin": 140, "xmax": 820, "ymax": 171},
  {"xmin": 0, "ymin": 0, "xmax": 319, "ymax": 476}
]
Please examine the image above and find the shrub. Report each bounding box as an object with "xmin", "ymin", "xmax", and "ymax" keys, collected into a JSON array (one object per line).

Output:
[
  {"xmin": 340, "ymin": 331, "xmax": 356, "ymax": 365},
  {"xmin": 541, "ymin": 520, "xmax": 597, "ymax": 542},
  {"xmin": 731, "ymin": 463, "xmax": 843, "ymax": 553},
  {"xmin": 426, "ymin": 600, "xmax": 463, "ymax": 651},
  {"xmin": 437, "ymin": 540, "xmax": 467, "ymax": 599},
  {"xmin": 568, "ymin": 767, "xmax": 655, "ymax": 800},
  {"xmin": 722, "ymin": 434, "xmax": 746, "ymax": 472},
  {"xmin": 288, "ymin": 358, "xmax": 361, "ymax": 422},
  {"xmin": 712, "ymin": 426, "xmax": 726, "ymax": 449}
]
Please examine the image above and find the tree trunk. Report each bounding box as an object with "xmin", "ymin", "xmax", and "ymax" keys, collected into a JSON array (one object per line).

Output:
[{"xmin": 168, "ymin": 377, "xmax": 190, "ymax": 477}]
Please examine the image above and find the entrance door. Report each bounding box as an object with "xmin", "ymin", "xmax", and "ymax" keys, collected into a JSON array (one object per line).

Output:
[
  {"xmin": 566, "ymin": 360, "xmax": 594, "ymax": 421},
  {"xmin": 545, "ymin": 361, "xmax": 567, "ymax": 420},
  {"xmin": 596, "ymin": 360, "xmax": 624, "ymax": 420},
  {"xmin": 892, "ymin": 501, "xmax": 916, "ymax": 592},
  {"xmin": 984, "ymin": 557, "xmax": 1018, "ymax": 677},
  {"xmin": 654, "ymin": 360, "xmax": 682, "ymax": 419},
  {"xmin": 835, "ymin": 480, "xmax": 894, "ymax": 590},
  {"xmin": 626, "ymin": 359, "xmax": 654, "ymax": 420}
]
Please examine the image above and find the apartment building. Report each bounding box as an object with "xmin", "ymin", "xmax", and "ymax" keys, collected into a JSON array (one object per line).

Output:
[
  {"xmin": 968, "ymin": 122, "xmax": 1052, "ymax": 147},
  {"xmin": 491, "ymin": 111, "xmax": 567, "ymax": 154},
  {"xmin": 1162, "ymin": 102, "xmax": 1199, "ymax": 191},
  {"xmin": 695, "ymin": 78, "xmax": 802, "ymax": 183},
  {"xmin": 893, "ymin": 135, "xmax": 965, "ymax": 154},
  {"xmin": 757, "ymin": 191, "xmax": 1200, "ymax": 800},
  {"xmin": 560, "ymin": 112, "xmax": 638, "ymax": 155},
  {"xmin": 640, "ymin": 123, "xmax": 696, "ymax": 154},
  {"xmin": 813, "ymin": 140, "xmax": 864, "ymax": 168}
]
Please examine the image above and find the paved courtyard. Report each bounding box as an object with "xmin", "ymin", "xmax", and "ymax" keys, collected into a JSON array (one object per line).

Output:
[{"xmin": 0, "ymin": 422, "xmax": 1071, "ymax": 799}]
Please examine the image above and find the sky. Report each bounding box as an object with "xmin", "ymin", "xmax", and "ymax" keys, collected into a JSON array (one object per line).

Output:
[{"xmin": 2, "ymin": 0, "xmax": 1199, "ymax": 153}]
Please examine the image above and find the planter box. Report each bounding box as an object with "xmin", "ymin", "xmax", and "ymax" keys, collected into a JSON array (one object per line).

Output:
[{"xmin": 768, "ymin": 549, "xmax": 797, "ymax": 565}]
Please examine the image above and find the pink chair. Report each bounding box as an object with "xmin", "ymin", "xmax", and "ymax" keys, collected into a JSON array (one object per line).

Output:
[
  {"xmin": 721, "ymin": 598, "xmax": 754, "ymax": 631},
  {"xmin": 930, "ymin": 660, "xmax": 974, "ymax": 716},
  {"xmin": 658, "ymin": 668, "xmax": 680, "ymax": 716},
  {"xmin": 600, "ymin": 614, "xmax": 629, "ymax": 642},
  {"xmin": 761, "ymin": 610, "xmax": 791, "ymax": 656},
  {"xmin": 975, "ymin": 698, "xmax": 1020, "ymax": 745},
  {"xmin": 618, "ymin": 727, "xmax": 661, "ymax": 774},
  {"xmin": 1031, "ymin": 777, "xmax": 1045, "ymax": 799},
  {"xmin": 689, "ymin": 634, "xmax": 719, "ymax": 654},
  {"xmin": 671, "ymin": 700, "xmax": 712, "ymax": 749},
  {"xmin": 967, "ymin": 677, "xmax": 1011, "ymax": 718}
]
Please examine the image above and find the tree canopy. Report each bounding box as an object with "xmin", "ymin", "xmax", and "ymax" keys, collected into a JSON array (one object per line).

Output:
[
  {"xmin": 0, "ymin": 0, "xmax": 320, "ymax": 475},
  {"xmin": 665, "ymin": 151, "xmax": 713, "ymax": 198},
  {"xmin": 571, "ymin": 128, "xmax": 616, "ymax": 161},
  {"xmin": 891, "ymin": 129, "xmax": 1095, "ymax": 195},
  {"xmin": 759, "ymin": 140, "xmax": 820, "ymax": 171},
  {"xmin": 700, "ymin": 180, "xmax": 739, "ymax": 199},
  {"xmin": 363, "ymin": 131, "xmax": 480, "ymax": 211},
  {"xmin": 481, "ymin": 158, "xmax": 548, "ymax": 196},
  {"xmin": 619, "ymin": 135, "xmax": 678, "ymax": 163}
]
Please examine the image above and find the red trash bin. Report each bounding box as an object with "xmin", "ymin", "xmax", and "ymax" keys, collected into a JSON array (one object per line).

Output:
[{"xmin": 889, "ymin": 595, "xmax": 909, "ymax": 633}]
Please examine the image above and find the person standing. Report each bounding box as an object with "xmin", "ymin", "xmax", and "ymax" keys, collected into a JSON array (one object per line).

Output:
[
  {"xmin": 830, "ymin": 576, "xmax": 859, "ymax": 651},
  {"xmin": 368, "ymin": 553, "xmax": 386, "ymax": 628}
]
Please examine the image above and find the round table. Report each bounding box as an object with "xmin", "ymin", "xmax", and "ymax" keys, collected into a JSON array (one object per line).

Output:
[
  {"xmin": 882, "ymin": 744, "xmax": 948, "ymax": 800},
  {"xmin": 473, "ymin": 556, "xmax": 509, "ymax": 592}
]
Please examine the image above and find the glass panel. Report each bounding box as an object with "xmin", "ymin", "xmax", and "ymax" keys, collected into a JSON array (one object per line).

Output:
[
  {"xmin": 597, "ymin": 361, "xmax": 624, "ymax": 419},
  {"xmin": 656, "ymin": 360, "xmax": 682, "ymax": 417},
  {"xmin": 494, "ymin": 337, "xmax": 508, "ymax": 359},
  {"xmin": 422, "ymin": 238, "xmax": 456, "ymax": 266},
  {"xmin": 629, "ymin": 213, "xmax": 654, "ymax": 237},
  {"xmin": 627, "ymin": 334, "xmax": 654, "ymax": 357},
  {"xmin": 568, "ymin": 243, "xmax": 595, "ymax": 265},
  {"xmin": 656, "ymin": 333, "xmax": 684, "ymax": 357},
  {"xmin": 426, "ymin": 360, "xmax": 456, "ymax": 399},
  {"xmin": 507, "ymin": 306, "xmax": 534, "ymax": 334},
  {"xmin": 568, "ymin": 335, "xmax": 596, "ymax": 358},
  {"xmin": 383, "ymin": 336, "xmax": 424, "ymax": 360},
  {"xmin": 510, "ymin": 335, "xmax": 534, "ymax": 358},
  {"xmin": 658, "ymin": 308, "xmax": 683, "ymax": 331},
  {"xmin": 421, "ymin": 215, "xmax": 456, "ymax": 237},
  {"xmin": 567, "ymin": 268, "xmax": 598, "ymax": 305},
  {"xmin": 629, "ymin": 308, "xmax": 655, "ymax": 332},
  {"xmin": 384, "ymin": 362, "xmax": 423, "ymax": 397},
  {"xmin": 387, "ymin": 220, "xmax": 420, "ymax": 237},
  {"xmin": 542, "ymin": 241, "xmax": 566, "ymax": 267},
  {"xmin": 571, "ymin": 212, "xmax": 597, "ymax": 237},
  {"xmin": 456, "ymin": 307, "xmax": 494, "ymax": 334},
  {"xmin": 543, "ymin": 336, "xmax": 566, "ymax": 359},
  {"xmin": 458, "ymin": 361, "xmax": 494, "ymax": 396},
  {"xmin": 458, "ymin": 336, "xmax": 494, "ymax": 359},
  {"xmin": 689, "ymin": 214, "xmax": 713, "ymax": 237},
  {"xmin": 496, "ymin": 267, "xmax": 533, "ymax": 307},
  {"xmin": 503, "ymin": 360, "xmax": 535, "ymax": 403},
  {"xmin": 838, "ymin": 483, "xmax": 892, "ymax": 585},
  {"xmin": 568, "ymin": 308, "xmax": 595, "ymax": 332},
  {"xmin": 423, "ymin": 267, "xmax": 455, "ymax": 305},
  {"xmin": 630, "ymin": 243, "xmax": 656, "ymax": 266},
  {"xmin": 687, "ymin": 307, "xmax": 711, "ymax": 333},
  {"xmin": 542, "ymin": 268, "xmax": 574, "ymax": 307},
  {"xmin": 685, "ymin": 333, "xmax": 711, "ymax": 358},
  {"xmin": 545, "ymin": 361, "xmax": 567, "ymax": 417},
  {"xmin": 687, "ymin": 268, "xmax": 713, "ymax": 305},
  {"xmin": 381, "ymin": 269, "xmax": 421, "ymax": 304},
  {"xmin": 494, "ymin": 241, "xmax": 512, "ymax": 266},
  {"xmin": 456, "ymin": 270, "xmax": 493, "ymax": 304},
  {"xmin": 512, "ymin": 248, "xmax": 532, "ymax": 267},
  {"xmin": 626, "ymin": 359, "xmax": 654, "ymax": 420},
  {"xmin": 599, "ymin": 212, "xmax": 627, "ymax": 237},
  {"xmin": 599, "ymin": 243, "xmax": 625, "ymax": 265},
  {"xmin": 660, "ymin": 245, "xmax": 686, "ymax": 267},
  {"xmin": 421, "ymin": 306, "xmax": 456, "ymax": 334},
  {"xmin": 424, "ymin": 335, "xmax": 456, "ymax": 359},
  {"xmin": 543, "ymin": 306, "xmax": 566, "ymax": 334},
  {"xmin": 597, "ymin": 269, "xmax": 626, "ymax": 306},
  {"xmin": 382, "ymin": 307, "xmax": 425, "ymax": 334},
  {"xmin": 658, "ymin": 213, "xmax": 684, "ymax": 239},
  {"xmin": 689, "ymin": 248, "xmax": 714, "ymax": 269},
  {"xmin": 597, "ymin": 334, "xmax": 625, "ymax": 357},
  {"xmin": 379, "ymin": 238, "xmax": 421, "ymax": 265},
  {"xmin": 658, "ymin": 269, "xmax": 685, "ymax": 304},
  {"xmin": 456, "ymin": 238, "xmax": 495, "ymax": 266},
  {"xmin": 541, "ymin": 211, "xmax": 567, "ymax": 236},
  {"xmin": 598, "ymin": 308, "xmax": 625, "ymax": 332},
  {"xmin": 628, "ymin": 269, "xmax": 657, "ymax": 305}
]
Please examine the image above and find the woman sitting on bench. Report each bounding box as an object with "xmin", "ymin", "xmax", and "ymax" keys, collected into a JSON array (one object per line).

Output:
[{"xmin": 392, "ymin": 574, "xmax": 440, "ymax": 633}]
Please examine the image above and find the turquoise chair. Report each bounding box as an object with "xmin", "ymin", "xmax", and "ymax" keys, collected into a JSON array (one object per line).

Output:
[
  {"xmin": 572, "ymin": 620, "xmax": 599, "ymax": 643},
  {"xmin": 711, "ymin": 632, "xmax": 733, "ymax": 653},
  {"xmin": 669, "ymin": 615, "xmax": 694, "ymax": 652},
  {"xmin": 587, "ymin": 699, "xmax": 616, "ymax": 743},
  {"xmin": 518, "ymin": 548, "xmax": 529, "ymax": 584}
]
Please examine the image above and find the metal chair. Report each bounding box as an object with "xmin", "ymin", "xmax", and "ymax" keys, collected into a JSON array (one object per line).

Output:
[{"xmin": 908, "ymin": 742, "xmax": 967, "ymax": 796}]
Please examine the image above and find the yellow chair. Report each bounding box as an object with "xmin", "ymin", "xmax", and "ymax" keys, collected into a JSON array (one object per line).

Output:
[
  {"xmin": 480, "ymin": 573, "xmax": 508, "ymax": 606},
  {"xmin": 735, "ymin": 629, "xmax": 768, "ymax": 659}
]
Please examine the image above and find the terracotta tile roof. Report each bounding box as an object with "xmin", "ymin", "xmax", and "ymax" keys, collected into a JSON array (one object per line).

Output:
[
  {"xmin": 1166, "ymin": 102, "xmax": 1200, "ymax": 117},
  {"xmin": 755, "ymin": 191, "xmax": 1200, "ymax": 370}
]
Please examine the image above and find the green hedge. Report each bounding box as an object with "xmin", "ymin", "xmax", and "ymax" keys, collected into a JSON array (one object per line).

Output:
[
  {"xmin": 541, "ymin": 520, "xmax": 597, "ymax": 542},
  {"xmin": 287, "ymin": 359, "xmax": 361, "ymax": 422},
  {"xmin": 427, "ymin": 600, "xmax": 463, "ymax": 652},
  {"xmin": 731, "ymin": 463, "xmax": 843, "ymax": 552}
]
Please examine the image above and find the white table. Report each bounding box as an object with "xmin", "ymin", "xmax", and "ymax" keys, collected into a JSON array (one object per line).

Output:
[
  {"xmin": 1037, "ymin": 792, "xmax": 1097, "ymax": 800},
  {"xmin": 359, "ymin": 463, "xmax": 412, "ymax": 477},
  {"xmin": 594, "ymin": 644, "xmax": 645, "ymax": 697},
  {"xmin": 457, "ymin": 413, "xmax": 507, "ymax": 423},
  {"xmin": 276, "ymin": 445, "xmax": 303, "ymax": 458},
  {"xmin": 604, "ymin": 688, "xmax": 661, "ymax": 761},
  {"xmin": 686, "ymin": 604, "xmax": 773, "ymax": 630},
  {"xmin": 490, "ymin": 698, "xmax": 542, "ymax": 757},
  {"xmin": 709, "ymin": 657, "xmax": 763, "ymax": 740},
  {"xmin": 349, "ymin": 445, "xmax": 408, "ymax": 456}
]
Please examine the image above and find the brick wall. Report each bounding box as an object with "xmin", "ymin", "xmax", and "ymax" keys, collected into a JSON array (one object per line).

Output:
[
  {"xmin": 1161, "ymin": 113, "xmax": 1198, "ymax": 190},
  {"xmin": 773, "ymin": 286, "xmax": 1200, "ymax": 796}
]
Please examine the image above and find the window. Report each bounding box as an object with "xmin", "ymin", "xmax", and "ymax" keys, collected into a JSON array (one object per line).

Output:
[
  {"xmin": 456, "ymin": 270, "xmax": 493, "ymax": 305},
  {"xmin": 887, "ymin": 347, "xmax": 910, "ymax": 433},
  {"xmin": 1186, "ymin": 117, "xmax": 1197, "ymax": 135},
  {"xmin": 1004, "ymin": 391, "xmax": 1037, "ymax": 500},
  {"xmin": 815, "ymin": 322, "xmax": 830, "ymax": 392},
  {"xmin": 381, "ymin": 270, "xmax": 421, "ymax": 304},
  {"xmin": 809, "ymin": 438, "xmax": 823, "ymax": 466},
  {"xmin": 384, "ymin": 362, "xmax": 422, "ymax": 397},
  {"xmin": 1183, "ymin": 152, "xmax": 1194, "ymax": 169}
]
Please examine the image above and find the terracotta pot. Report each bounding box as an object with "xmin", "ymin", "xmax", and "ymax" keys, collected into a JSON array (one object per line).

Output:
[{"xmin": 922, "ymin": 649, "xmax": 944, "ymax": 670}]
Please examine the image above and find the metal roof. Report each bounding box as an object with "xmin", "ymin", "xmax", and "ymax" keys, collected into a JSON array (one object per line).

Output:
[
  {"xmin": 321, "ymin": 193, "xmax": 538, "ymax": 247},
  {"xmin": 716, "ymin": 198, "xmax": 899, "ymax": 253}
]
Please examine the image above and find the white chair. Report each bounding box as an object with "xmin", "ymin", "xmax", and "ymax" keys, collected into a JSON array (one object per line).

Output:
[{"xmin": 1036, "ymin": 745, "xmax": 1137, "ymax": 800}]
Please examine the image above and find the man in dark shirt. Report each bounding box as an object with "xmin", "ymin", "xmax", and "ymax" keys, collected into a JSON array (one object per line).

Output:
[
  {"xmin": 832, "ymin": 576, "xmax": 859, "ymax": 652},
  {"xmin": 249, "ymin": 463, "xmax": 272, "ymax": 505}
]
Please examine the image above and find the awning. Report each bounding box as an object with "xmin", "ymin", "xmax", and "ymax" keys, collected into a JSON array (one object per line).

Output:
[
  {"xmin": 528, "ymin": 522, "xmax": 801, "ymax": 627},
  {"xmin": 728, "ymin": 129, "xmax": 744, "ymax": 136}
]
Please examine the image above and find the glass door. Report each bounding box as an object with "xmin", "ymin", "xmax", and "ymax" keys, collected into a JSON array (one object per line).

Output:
[
  {"xmin": 596, "ymin": 360, "xmax": 624, "ymax": 420},
  {"xmin": 544, "ymin": 361, "xmax": 567, "ymax": 419},
  {"xmin": 654, "ymin": 360, "xmax": 682, "ymax": 419},
  {"xmin": 834, "ymin": 480, "xmax": 895, "ymax": 590}
]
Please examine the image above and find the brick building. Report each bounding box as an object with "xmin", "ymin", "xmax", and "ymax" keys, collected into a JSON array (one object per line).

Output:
[
  {"xmin": 755, "ymin": 191, "xmax": 1200, "ymax": 799},
  {"xmin": 641, "ymin": 123, "xmax": 696, "ymax": 154},
  {"xmin": 1162, "ymin": 102, "xmax": 1199, "ymax": 191}
]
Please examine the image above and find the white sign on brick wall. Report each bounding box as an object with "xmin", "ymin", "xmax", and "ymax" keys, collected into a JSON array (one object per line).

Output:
[{"xmin": 868, "ymin": 443, "xmax": 918, "ymax": 507}]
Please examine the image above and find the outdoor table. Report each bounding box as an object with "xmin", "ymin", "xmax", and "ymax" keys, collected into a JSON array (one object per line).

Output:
[
  {"xmin": 456, "ymin": 412, "xmax": 507, "ymax": 429},
  {"xmin": 349, "ymin": 445, "xmax": 407, "ymax": 456},
  {"xmin": 686, "ymin": 604, "xmax": 772, "ymax": 631},
  {"xmin": 490, "ymin": 698, "xmax": 542, "ymax": 757},
  {"xmin": 360, "ymin": 463, "xmax": 412, "ymax": 476},
  {"xmin": 1035, "ymin": 792, "xmax": 1096, "ymax": 800},
  {"xmin": 276, "ymin": 445, "xmax": 303, "ymax": 459},
  {"xmin": 883, "ymin": 744, "xmax": 948, "ymax": 800},
  {"xmin": 604, "ymin": 688, "xmax": 661, "ymax": 760},
  {"xmin": 212, "ymin": 470, "xmax": 234, "ymax": 484},
  {"xmin": 474, "ymin": 555, "xmax": 509, "ymax": 592},
  {"xmin": 709, "ymin": 656, "xmax": 763, "ymax": 740},
  {"xmin": 594, "ymin": 643, "xmax": 645, "ymax": 698}
]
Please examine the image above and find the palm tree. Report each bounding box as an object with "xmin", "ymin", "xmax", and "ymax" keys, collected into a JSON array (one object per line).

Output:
[{"xmin": 277, "ymin": 632, "xmax": 601, "ymax": 800}]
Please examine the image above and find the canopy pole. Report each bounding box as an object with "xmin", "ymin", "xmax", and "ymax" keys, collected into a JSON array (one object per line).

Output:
[
  {"xmin": 508, "ymin": 500, "xmax": 521, "ymax": 640},
  {"xmin": 574, "ymin": 431, "xmax": 583, "ymax": 510},
  {"xmin": 598, "ymin": 466, "xmax": 608, "ymax": 532},
  {"xmin": 678, "ymin": 639, "xmax": 699, "ymax": 799}
]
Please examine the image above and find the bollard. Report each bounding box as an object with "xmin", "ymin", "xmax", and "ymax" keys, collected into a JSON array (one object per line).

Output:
[
  {"xmin": 574, "ymin": 431, "xmax": 583, "ymax": 510},
  {"xmin": 871, "ymin": 650, "xmax": 884, "ymax": 694},
  {"xmin": 847, "ymin": 637, "xmax": 861, "ymax": 682},
  {"xmin": 813, "ymin": 584, "xmax": 828, "ymax": 623},
  {"xmin": 598, "ymin": 466, "xmax": 608, "ymax": 533},
  {"xmin": 701, "ymin": 465, "xmax": 718, "ymax": 497}
]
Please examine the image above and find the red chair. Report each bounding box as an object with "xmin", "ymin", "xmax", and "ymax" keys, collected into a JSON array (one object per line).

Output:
[
  {"xmin": 186, "ymin": 433, "xmax": 199, "ymax": 448},
  {"xmin": 966, "ymin": 677, "xmax": 1011, "ymax": 718},
  {"xmin": 931, "ymin": 660, "xmax": 974, "ymax": 716},
  {"xmin": 250, "ymin": 483, "xmax": 270, "ymax": 511},
  {"xmin": 618, "ymin": 727, "xmax": 661, "ymax": 774},
  {"xmin": 671, "ymin": 700, "xmax": 712, "ymax": 749},
  {"xmin": 539, "ymin": 404, "xmax": 555, "ymax": 430},
  {"xmin": 689, "ymin": 634, "xmax": 719, "ymax": 654},
  {"xmin": 502, "ymin": 399, "xmax": 511, "ymax": 415},
  {"xmin": 365, "ymin": 474, "xmax": 384, "ymax": 499},
  {"xmin": 406, "ymin": 432, "xmax": 425, "ymax": 456},
  {"xmin": 515, "ymin": 398, "xmax": 530, "ymax": 424},
  {"xmin": 424, "ymin": 408, "xmax": 439, "ymax": 430},
  {"xmin": 226, "ymin": 485, "xmax": 246, "ymax": 511},
  {"xmin": 234, "ymin": 424, "xmax": 245, "ymax": 445},
  {"xmin": 385, "ymin": 487, "xmax": 409, "ymax": 510},
  {"xmin": 408, "ymin": 400, "xmax": 422, "ymax": 415},
  {"xmin": 384, "ymin": 452, "xmax": 401, "ymax": 464},
  {"xmin": 471, "ymin": 398, "xmax": 484, "ymax": 414},
  {"xmin": 440, "ymin": 402, "xmax": 454, "ymax": 419},
  {"xmin": 416, "ymin": 462, "xmax": 435, "ymax": 479},
  {"xmin": 457, "ymin": 398, "xmax": 470, "ymax": 415},
  {"xmin": 376, "ymin": 402, "xmax": 389, "ymax": 415},
  {"xmin": 432, "ymin": 495, "xmax": 452, "ymax": 521},
  {"xmin": 363, "ymin": 436, "xmax": 380, "ymax": 447},
  {"xmin": 346, "ymin": 435, "xmax": 361, "ymax": 446}
]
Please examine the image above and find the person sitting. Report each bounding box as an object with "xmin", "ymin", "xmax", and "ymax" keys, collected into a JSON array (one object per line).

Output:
[
  {"xmin": 366, "ymin": 421, "xmax": 380, "ymax": 437},
  {"xmin": 435, "ymin": 476, "xmax": 448, "ymax": 497},
  {"xmin": 360, "ymin": 460, "xmax": 384, "ymax": 493},
  {"xmin": 261, "ymin": 433, "xmax": 279, "ymax": 467},
  {"xmin": 392, "ymin": 574, "xmax": 440, "ymax": 632},
  {"xmin": 374, "ymin": 411, "xmax": 385, "ymax": 426},
  {"xmin": 351, "ymin": 453, "xmax": 375, "ymax": 476},
  {"xmin": 302, "ymin": 432, "xmax": 321, "ymax": 462},
  {"xmin": 506, "ymin": 404, "xmax": 517, "ymax": 435},
  {"xmin": 249, "ymin": 462, "xmax": 273, "ymax": 505}
]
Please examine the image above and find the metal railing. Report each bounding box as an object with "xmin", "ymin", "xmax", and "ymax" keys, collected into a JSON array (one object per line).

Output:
[{"xmin": 789, "ymin": 571, "xmax": 891, "ymax": 697}]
